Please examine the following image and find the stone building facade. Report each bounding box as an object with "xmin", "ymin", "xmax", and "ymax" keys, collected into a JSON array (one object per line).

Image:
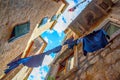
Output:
[
  {"xmin": 47, "ymin": 0, "xmax": 120, "ymax": 80},
  {"xmin": 0, "ymin": 0, "xmax": 69, "ymax": 80}
]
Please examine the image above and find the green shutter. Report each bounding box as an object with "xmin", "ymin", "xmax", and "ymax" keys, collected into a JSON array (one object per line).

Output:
[{"xmin": 8, "ymin": 22, "xmax": 30, "ymax": 42}]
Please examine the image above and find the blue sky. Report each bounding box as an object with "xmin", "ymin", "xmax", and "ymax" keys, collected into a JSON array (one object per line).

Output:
[
  {"xmin": 28, "ymin": 30, "xmax": 65, "ymax": 80},
  {"xmin": 28, "ymin": 0, "xmax": 91, "ymax": 80},
  {"xmin": 42, "ymin": 29, "xmax": 65, "ymax": 52}
]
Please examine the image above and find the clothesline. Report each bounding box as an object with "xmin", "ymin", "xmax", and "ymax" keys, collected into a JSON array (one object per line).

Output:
[
  {"xmin": 4, "ymin": 36, "xmax": 81, "ymax": 74},
  {"xmin": 4, "ymin": 29, "xmax": 109, "ymax": 74}
]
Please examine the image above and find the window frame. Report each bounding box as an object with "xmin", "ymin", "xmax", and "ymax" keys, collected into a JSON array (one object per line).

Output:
[
  {"xmin": 28, "ymin": 37, "xmax": 44, "ymax": 56},
  {"xmin": 99, "ymin": 2, "xmax": 109, "ymax": 10},
  {"xmin": 103, "ymin": 21, "xmax": 120, "ymax": 32},
  {"xmin": 25, "ymin": 36, "xmax": 47, "ymax": 57},
  {"xmin": 57, "ymin": 52, "xmax": 74, "ymax": 74},
  {"xmin": 95, "ymin": 18, "xmax": 120, "ymax": 41},
  {"xmin": 56, "ymin": 45, "xmax": 79, "ymax": 79},
  {"xmin": 102, "ymin": 21, "xmax": 120, "ymax": 41}
]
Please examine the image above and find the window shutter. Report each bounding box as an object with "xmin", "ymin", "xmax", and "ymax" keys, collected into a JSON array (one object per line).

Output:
[{"xmin": 8, "ymin": 22, "xmax": 30, "ymax": 42}]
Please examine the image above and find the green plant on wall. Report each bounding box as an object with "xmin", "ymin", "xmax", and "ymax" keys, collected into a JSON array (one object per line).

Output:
[{"xmin": 47, "ymin": 76, "xmax": 55, "ymax": 80}]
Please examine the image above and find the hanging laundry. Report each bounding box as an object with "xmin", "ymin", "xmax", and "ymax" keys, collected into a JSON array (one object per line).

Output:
[
  {"xmin": 8, "ymin": 22, "xmax": 30, "ymax": 42},
  {"xmin": 23, "ymin": 45, "xmax": 62, "ymax": 67},
  {"xmin": 57, "ymin": 14, "xmax": 61, "ymax": 18},
  {"xmin": 4, "ymin": 45, "xmax": 62, "ymax": 74},
  {"xmin": 63, "ymin": 37, "xmax": 74, "ymax": 45},
  {"xmin": 50, "ymin": 14, "xmax": 61, "ymax": 22},
  {"xmin": 73, "ymin": 0, "xmax": 79, "ymax": 4},
  {"xmin": 50, "ymin": 15, "xmax": 58, "ymax": 22},
  {"xmin": 83, "ymin": 29, "xmax": 109, "ymax": 56},
  {"xmin": 38, "ymin": 17, "xmax": 48, "ymax": 28},
  {"xmin": 77, "ymin": 38, "xmax": 82, "ymax": 44},
  {"xmin": 5, "ymin": 63, "xmax": 20, "ymax": 74},
  {"xmin": 68, "ymin": 39, "xmax": 78, "ymax": 49},
  {"xmin": 5, "ymin": 57, "xmax": 31, "ymax": 74},
  {"xmin": 63, "ymin": 37, "xmax": 82, "ymax": 49},
  {"xmin": 50, "ymin": 45, "xmax": 62, "ymax": 53},
  {"xmin": 5, "ymin": 29, "xmax": 109, "ymax": 73},
  {"xmin": 5, "ymin": 37, "xmax": 82, "ymax": 74},
  {"xmin": 63, "ymin": 36, "xmax": 82, "ymax": 49},
  {"xmin": 68, "ymin": 6, "xmax": 76, "ymax": 12},
  {"xmin": 62, "ymin": 16, "xmax": 67, "ymax": 23}
]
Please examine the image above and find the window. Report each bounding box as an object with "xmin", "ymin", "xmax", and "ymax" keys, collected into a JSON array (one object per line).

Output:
[
  {"xmin": 103, "ymin": 22, "xmax": 120, "ymax": 37},
  {"xmin": 99, "ymin": 2, "xmax": 109, "ymax": 10},
  {"xmin": 56, "ymin": 53, "xmax": 74, "ymax": 79},
  {"xmin": 99, "ymin": 0, "xmax": 113, "ymax": 11},
  {"xmin": 67, "ymin": 56, "xmax": 74, "ymax": 71},
  {"xmin": 8, "ymin": 21, "xmax": 30, "ymax": 42},
  {"xmin": 27, "ymin": 37, "xmax": 43, "ymax": 56},
  {"xmin": 38, "ymin": 17, "xmax": 48, "ymax": 28}
]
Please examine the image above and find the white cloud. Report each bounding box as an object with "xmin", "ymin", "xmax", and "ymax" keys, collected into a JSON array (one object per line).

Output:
[
  {"xmin": 28, "ymin": 66, "xmax": 48, "ymax": 80},
  {"xmin": 28, "ymin": 55, "xmax": 53, "ymax": 80},
  {"xmin": 59, "ymin": 40, "xmax": 61, "ymax": 43},
  {"xmin": 42, "ymin": 55, "xmax": 53, "ymax": 66},
  {"xmin": 46, "ymin": 30, "xmax": 54, "ymax": 34},
  {"xmin": 28, "ymin": 68, "xmax": 41, "ymax": 80},
  {"xmin": 43, "ymin": 36, "xmax": 53, "ymax": 44},
  {"xmin": 58, "ymin": 32, "xmax": 62, "ymax": 37},
  {"xmin": 43, "ymin": 37, "xmax": 48, "ymax": 43}
]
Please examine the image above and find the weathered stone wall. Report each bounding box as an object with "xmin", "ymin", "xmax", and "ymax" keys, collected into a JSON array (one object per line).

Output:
[
  {"xmin": 0, "ymin": 65, "xmax": 24, "ymax": 80},
  {"xmin": 53, "ymin": 30, "xmax": 120, "ymax": 80},
  {"xmin": 0, "ymin": 0, "xmax": 61, "ymax": 76},
  {"xmin": 65, "ymin": 1, "xmax": 120, "ymax": 80},
  {"xmin": 73, "ymin": 33, "xmax": 120, "ymax": 80},
  {"xmin": 46, "ymin": 1, "xmax": 120, "ymax": 80},
  {"xmin": 48, "ymin": 28, "xmax": 120, "ymax": 80}
]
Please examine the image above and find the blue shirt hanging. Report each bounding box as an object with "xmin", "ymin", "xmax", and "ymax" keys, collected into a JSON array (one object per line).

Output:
[
  {"xmin": 68, "ymin": 39, "xmax": 78, "ymax": 49},
  {"xmin": 4, "ymin": 45, "xmax": 62, "ymax": 74},
  {"xmin": 83, "ymin": 29, "xmax": 109, "ymax": 56},
  {"xmin": 63, "ymin": 37, "xmax": 74, "ymax": 45},
  {"xmin": 50, "ymin": 15, "xmax": 57, "ymax": 22}
]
